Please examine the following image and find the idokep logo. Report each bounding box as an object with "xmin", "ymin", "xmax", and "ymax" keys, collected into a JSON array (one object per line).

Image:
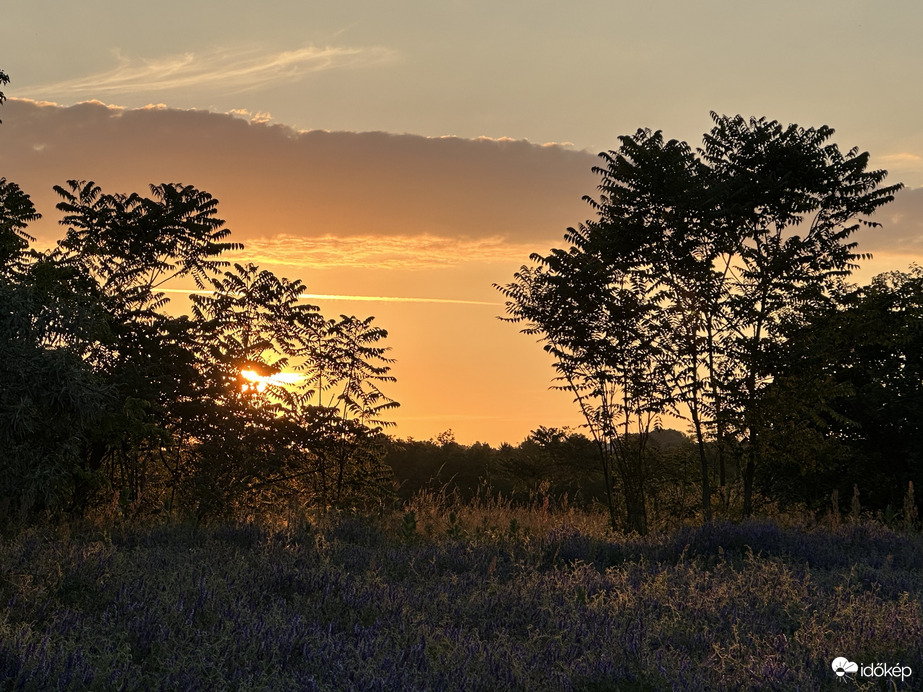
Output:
[
  {"xmin": 831, "ymin": 657, "xmax": 858, "ymax": 678},
  {"xmin": 831, "ymin": 657, "xmax": 913, "ymax": 683}
]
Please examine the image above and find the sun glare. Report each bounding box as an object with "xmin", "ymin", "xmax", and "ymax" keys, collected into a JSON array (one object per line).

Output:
[{"xmin": 240, "ymin": 368, "xmax": 304, "ymax": 393}]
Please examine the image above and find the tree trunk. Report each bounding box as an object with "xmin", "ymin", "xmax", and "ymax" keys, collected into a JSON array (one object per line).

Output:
[
  {"xmin": 71, "ymin": 440, "xmax": 107, "ymax": 515},
  {"xmin": 623, "ymin": 480, "xmax": 648, "ymax": 535},
  {"xmin": 691, "ymin": 415, "xmax": 712, "ymax": 524},
  {"xmin": 697, "ymin": 441, "xmax": 712, "ymax": 525},
  {"xmin": 742, "ymin": 448, "xmax": 756, "ymax": 518},
  {"xmin": 613, "ymin": 445, "xmax": 649, "ymax": 535},
  {"xmin": 595, "ymin": 442, "xmax": 618, "ymax": 532}
]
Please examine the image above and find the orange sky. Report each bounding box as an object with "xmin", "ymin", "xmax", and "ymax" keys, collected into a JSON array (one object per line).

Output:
[
  {"xmin": 3, "ymin": 99, "xmax": 922, "ymax": 444},
  {"xmin": 1, "ymin": 100, "xmax": 599, "ymax": 444}
]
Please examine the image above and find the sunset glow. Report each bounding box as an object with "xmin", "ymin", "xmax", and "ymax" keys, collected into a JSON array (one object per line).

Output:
[
  {"xmin": 3, "ymin": 0, "xmax": 922, "ymax": 445},
  {"xmin": 240, "ymin": 368, "xmax": 304, "ymax": 393},
  {"xmin": 3, "ymin": 6, "xmax": 922, "ymax": 688}
]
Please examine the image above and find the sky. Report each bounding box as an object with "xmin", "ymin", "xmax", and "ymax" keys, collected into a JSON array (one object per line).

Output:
[{"xmin": 2, "ymin": 0, "xmax": 923, "ymax": 445}]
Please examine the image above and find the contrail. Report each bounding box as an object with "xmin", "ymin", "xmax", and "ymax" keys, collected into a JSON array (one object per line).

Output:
[
  {"xmin": 156, "ymin": 288, "xmax": 500, "ymax": 306},
  {"xmin": 299, "ymin": 293, "xmax": 500, "ymax": 305}
]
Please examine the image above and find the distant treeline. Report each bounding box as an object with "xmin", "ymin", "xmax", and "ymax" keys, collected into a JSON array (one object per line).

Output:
[
  {"xmin": 384, "ymin": 418, "xmax": 922, "ymax": 527},
  {"xmin": 385, "ymin": 428, "xmax": 688, "ymax": 509},
  {"xmin": 384, "ymin": 427, "xmax": 726, "ymax": 530}
]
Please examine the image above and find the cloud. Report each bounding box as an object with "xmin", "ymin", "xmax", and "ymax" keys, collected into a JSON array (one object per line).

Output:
[
  {"xmin": 872, "ymin": 152, "xmax": 923, "ymax": 190},
  {"xmin": 860, "ymin": 186, "xmax": 923, "ymax": 253},
  {"xmin": 228, "ymin": 108, "xmax": 273, "ymax": 125},
  {"xmin": 880, "ymin": 152, "xmax": 922, "ymax": 164},
  {"xmin": 157, "ymin": 288, "xmax": 498, "ymax": 305},
  {"xmin": 5, "ymin": 98, "xmax": 914, "ymax": 275},
  {"xmin": 234, "ymin": 234, "xmax": 543, "ymax": 270},
  {"xmin": 20, "ymin": 44, "xmax": 397, "ymax": 100},
  {"xmin": 0, "ymin": 99, "xmax": 597, "ymax": 258}
]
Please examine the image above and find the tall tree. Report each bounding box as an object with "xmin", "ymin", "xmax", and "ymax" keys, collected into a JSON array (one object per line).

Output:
[
  {"xmin": 185, "ymin": 262, "xmax": 320, "ymax": 513},
  {"xmin": 499, "ymin": 114, "xmax": 900, "ymax": 526},
  {"xmin": 47, "ymin": 181, "xmax": 243, "ymax": 512},
  {"xmin": 703, "ymin": 115, "xmax": 901, "ymax": 515},
  {"xmin": 190, "ymin": 263, "xmax": 399, "ymax": 510},
  {"xmin": 303, "ymin": 314, "xmax": 398, "ymax": 505},
  {"xmin": 581, "ymin": 130, "xmax": 728, "ymax": 525},
  {"xmin": 498, "ymin": 218, "xmax": 671, "ymax": 534}
]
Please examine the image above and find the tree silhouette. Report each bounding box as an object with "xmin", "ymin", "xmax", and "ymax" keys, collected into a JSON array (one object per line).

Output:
[
  {"xmin": 0, "ymin": 178, "xmax": 39, "ymax": 274},
  {"xmin": 40, "ymin": 181, "xmax": 245, "ymax": 512},
  {"xmin": 182, "ymin": 262, "xmax": 317, "ymax": 514},
  {"xmin": 0, "ymin": 179, "xmax": 398, "ymax": 519},
  {"xmin": 762, "ymin": 268, "xmax": 923, "ymax": 515},
  {"xmin": 187, "ymin": 262, "xmax": 399, "ymax": 509},
  {"xmin": 1, "ymin": 183, "xmax": 111, "ymax": 514},
  {"xmin": 703, "ymin": 115, "xmax": 901, "ymax": 515},
  {"xmin": 498, "ymin": 231, "xmax": 668, "ymax": 534},
  {"xmin": 499, "ymin": 114, "xmax": 900, "ymax": 527},
  {"xmin": 295, "ymin": 314, "xmax": 398, "ymax": 504}
]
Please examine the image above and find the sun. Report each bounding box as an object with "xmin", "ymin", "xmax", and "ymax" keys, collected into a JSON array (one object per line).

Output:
[{"xmin": 239, "ymin": 366, "xmax": 304, "ymax": 394}]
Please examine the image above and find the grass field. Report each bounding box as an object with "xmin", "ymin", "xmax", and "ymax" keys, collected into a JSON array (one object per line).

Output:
[{"xmin": 1, "ymin": 500, "xmax": 921, "ymax": 690}]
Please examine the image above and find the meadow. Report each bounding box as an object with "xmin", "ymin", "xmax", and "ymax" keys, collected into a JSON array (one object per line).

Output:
[{"xmin": 1, "ymin": 495, "xmax": 921, "ymax": 691}]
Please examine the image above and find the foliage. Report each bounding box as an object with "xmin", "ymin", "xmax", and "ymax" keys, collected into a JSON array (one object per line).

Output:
[
  {"xmin": 0, "ymin": 178, "xmax": 39, "ymax": 274},
  {"xmin": 385, "ymin": 436, "xmax": 511, "ymax": 502},
  {"xmin": 498, "ymin": 114, "xmax": 901, "ymax": 531},
  {"xmin": 1, "ymin": 509, "xmax": 921, "ymax": 690},
  {"xmin": 702, "ymin": 116, "xmax": 901, "ymax": 518},
  {"xmin": 501, "ymin": 426, "xmax": 601, "ymax": 496},
  {"xmin": 760, "ymin": 268, "xmax": 923, "ymax": 515},
  {"xmin": 0, "ymin": 282, "xmax": 110, "ymax": 515},
  {"xmin": 0, "ymin": 182, "xmax": 112, "ymax": 516},
  {"xmin": 0, "ymin": 179, "xmax": 398, "ymax": 521}
]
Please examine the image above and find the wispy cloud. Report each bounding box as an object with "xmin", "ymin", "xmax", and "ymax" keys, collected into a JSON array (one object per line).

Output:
[
  {"xmin": 881, "ymin": 153, "xmax": 922, "ymax": 164},
  {"xmin": 875, "ymin": 152, "xmax": 923, "ymax": 186},
  {"xmin": 232, "ymin": 234, "xmax": 541, "ymax": 270},
  {"xmin": 157, "ymin": 288, "xmax": 498, "ymax": 305},
  {"xmin": 21, "ymin": 44, "xmax": 396, "ymax": 99}
]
